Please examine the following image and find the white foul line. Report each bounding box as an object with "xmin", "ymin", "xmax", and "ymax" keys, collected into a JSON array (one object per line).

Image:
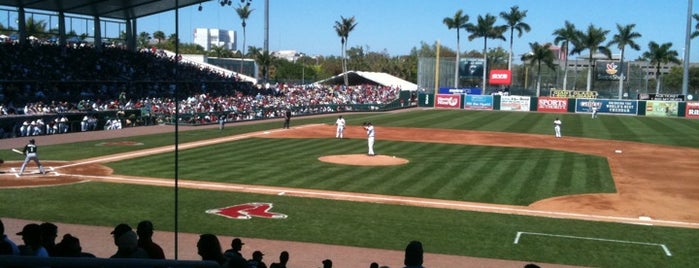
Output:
[{"xmin": 514, "ymin": 231, "xmax": 672, "ymax": 256}]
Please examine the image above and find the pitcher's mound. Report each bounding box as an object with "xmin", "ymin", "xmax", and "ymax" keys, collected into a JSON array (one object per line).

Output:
[{"xmin": 319, "ymin": 154, "xmax": 409, "ymax": 166}]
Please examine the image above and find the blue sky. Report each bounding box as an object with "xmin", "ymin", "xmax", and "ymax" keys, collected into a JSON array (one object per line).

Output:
[
  {"xmin": 129, "ymin": 1, "xmax": 697, "ymax": 62},
  {"xmin": 2, "ymin": 0, "xmax": 699, "ymax": 62}
]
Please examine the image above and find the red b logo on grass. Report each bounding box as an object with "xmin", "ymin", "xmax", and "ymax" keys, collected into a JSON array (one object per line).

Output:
[{"xmin": 206, "ymin": 203, "xmax": 288, "ymax": 220}]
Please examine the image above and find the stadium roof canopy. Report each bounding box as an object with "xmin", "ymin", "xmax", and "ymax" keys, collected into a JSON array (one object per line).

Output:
[
  {"xmin": 0, "ymin": 0, "xmax": 207, "ymax": 20},
  {"xmin": 315, "ymin": 71, "xmax": 418, "ymax": 91}
]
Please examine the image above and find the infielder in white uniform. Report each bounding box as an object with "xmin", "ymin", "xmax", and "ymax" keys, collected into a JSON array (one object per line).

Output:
[
  {"xmin": 335, "ymin": 115, "xmax": 346, "ymax": 139},
  {"xmin": 553, "ymin": 117, "xmax": 562, "ymax": 138},
  {"xmin": 363, "ymin": 122, "xmax": 375, "ymax": 156},
  {"xmin": 19, "ymin": 139, "xmax": 45, "ymax": 175}
]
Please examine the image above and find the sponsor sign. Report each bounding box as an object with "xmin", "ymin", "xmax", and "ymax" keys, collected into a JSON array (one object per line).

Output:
[
  {"xmin": 637, "ymin": 93, "xmax": 685, "ymax": 101},
  {"xmin": 550, "ymin": 90, "xmax": 599, "ymax": 99},
  {"xmin": 464, "ymin": 95, "xmax": 494, "ymax": 110},
  {"xmin": 489, "ymin": 70, "xmax": 512, "ymax": 85},
  {"xmin": 686, "ymin": 102, "xmax": 699, "ymax": 119},
  {"xmin": 537, "ymin": 97, "xmax": 568, "ymax": 113},
  {"xmin": 500, "ymin": 96, "xmax": 531, "ymax": 112},
  {"xmin": 459, "ymin": 58, "xmax": 484, "ymax": 79},
  {"xmin": 435, "ymin": 94, "xmax": 461, "ymax": 109},
  {"xmin": 645, "ymin": 101, "xmax": 678, "ymax": 117},
  {"xmin": 206, "ymin": 203, "xmax": 288, "ymax": 220},
  {"xmin": 595, "ymin": 60, "xmax": 628, "ymax": 81},
  {"xmin": 576, "ymin": 99, "xmax": 638, "ymax": 115},
  {"xmin": 438, "ymin": 87, "xmax": 483, "ymax": 95}
]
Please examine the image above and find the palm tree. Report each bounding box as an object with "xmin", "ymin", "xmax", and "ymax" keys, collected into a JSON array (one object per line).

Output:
[
  {"xmin": 642, "ymin": 42, "xmax": 681, "ymax": 93},
  {"xmin": 552, "ymin": 21, "xmax": 578, "ymax": 91},
  {"xmin": 235, "ymin": 3, "xmax": 254, "ymax": 74},
  {"xmin": 333, "ymin": 16, "xmax": 358, "ymax": 86},
  {"xmin": 500, "ymin": 6, "xmax": 530, "ymax": 71},
  {"xmin": 443, "ymin": 9, "xmax": 469, "ymax": 88},
  {"xmin": 465, "ymin": 14, "xmax": 507, "ymax": 92},
  {"xmin": 25, "ymin": 17, "xmax": 47, "ymax": 39},
  {"xmin": 521, "ymin": 42, "xmax": 556, "ymax": 97},
  {"xmin": 608, "ymin": 24, "xmax": 642, "ymax": 99},
  {"xmin": 153, "ymin": 30, "xmax": 166, "ymax": 43},
  {"xmin": 570, "ymin": 24, "xmax": 610, "ymax": 91}
]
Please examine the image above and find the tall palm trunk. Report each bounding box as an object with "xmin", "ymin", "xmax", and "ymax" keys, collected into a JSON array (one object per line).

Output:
[
  {"xmin": 586, "ymin": 55, "xmax": 593, "ymax": 91},
  {"xmin": 455, "ymin": 33, "xmax": 460, "ymax": 88},
  {"xmin": 617, "ymin": 48, "xmax": 625, "ymax": 99},
  {"xmin": 342, "ymin": 41, "xmax": 348, "ymax": 86},
  {"xmin": 482, "ymin": 39, "xmax": 488, "ymax": 91},
  {"xmin": 536, "ymin": 61, "xmax": 542, "ymax": 97},
  {"xmin": 562, "ymin": 44, "xmax": 569, "ymax": 90},
  {"xmin": 508, "ymin": 32, "xmax": 514, "ymax": 71},
  {"xmin": 240, "ymin": 25, "xmax": 246, "ymax": 74},
  {"xmin": 655, "ymin": 64, "xmax": 661, "ymax": 94}
]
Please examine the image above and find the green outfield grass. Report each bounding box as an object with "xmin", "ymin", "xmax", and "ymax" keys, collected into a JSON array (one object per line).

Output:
[{"xmin": 2, "ymin": 109, "xmax": 699, "ymax": 267}]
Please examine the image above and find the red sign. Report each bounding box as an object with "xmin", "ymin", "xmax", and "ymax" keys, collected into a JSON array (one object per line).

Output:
[
  {"xmin": 206, "ymin": 203, "xmax": 288, "ymax": 220},
  {"xmin": 686, "ymin": 102, "xmax": 699, "ymax": 119},
  {"xmin": 435, "ymin": 94, "xmax": 461, "ymax": 109},
  {"xmin": 537, "ymin": 97, "xmax": 568, "ymax": 113},
  {"xmin": 489, "ymin": 70, "xmax": 512, "ymax": 85}
]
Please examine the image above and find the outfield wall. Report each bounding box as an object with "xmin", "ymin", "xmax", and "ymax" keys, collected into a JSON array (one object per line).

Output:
[{"xmin": 418, "ymin": 93, "xmax": 699, "ymax": 119}]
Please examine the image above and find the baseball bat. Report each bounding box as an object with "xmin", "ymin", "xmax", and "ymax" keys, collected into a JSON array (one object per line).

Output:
[{"xmin": 11, "ymin": 148, "xmax": 23, "ymax": 155}]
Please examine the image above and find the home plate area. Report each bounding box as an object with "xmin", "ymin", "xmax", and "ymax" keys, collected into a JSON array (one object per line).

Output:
[{"xmin": 6, "ymin": 166, "xmax": 57, "ymax": 177}]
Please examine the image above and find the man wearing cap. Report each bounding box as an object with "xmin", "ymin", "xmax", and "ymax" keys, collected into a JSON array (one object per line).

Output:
[
  {"xmin": 19, "ymin": 139, "xmax": 45, "ymax": 176},
  {"xmin": 247, "ymin": 250, "xmax": 267, "ymax": 268},
  {"xmin": 224, "ymin": 237, "xmax": 244, "ymax": 259},
  {"xmin": 110, "ymin": 223, "xmax": 149, "ymax": 259},
  {"xmin": 136, "ymin": 220, "xmax": 165, "ymax": 259},
  {"xmin": 16, "ymin": 223, "xmax": 49, "ymax": 257}
]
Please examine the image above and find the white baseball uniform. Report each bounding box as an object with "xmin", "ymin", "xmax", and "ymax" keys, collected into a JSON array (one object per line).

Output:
[
  {"xmin": 335, "ymin": 116, "xmax": 346, "ymax": 138},
  {"xmin": 365, "ymin": 124, "xmax": 375, "ymax": 155},
  {"xmin": 553, "ymin": 118, "xmax": 562, "ymax": 138}
]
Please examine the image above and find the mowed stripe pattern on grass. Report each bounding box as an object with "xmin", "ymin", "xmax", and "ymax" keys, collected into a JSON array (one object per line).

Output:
[{"xmin": 108, "ymin": 137, "xmax": 615, "ymax": 206}]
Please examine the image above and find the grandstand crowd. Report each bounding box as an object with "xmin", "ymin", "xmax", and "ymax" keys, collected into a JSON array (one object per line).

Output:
[
  {"xmin": 1, "ymin": 218, "xmax": 428, "ymax": 268},
  {"xmin": 0, "ymin": 42, "xmax": 404, "ymax": 138}
]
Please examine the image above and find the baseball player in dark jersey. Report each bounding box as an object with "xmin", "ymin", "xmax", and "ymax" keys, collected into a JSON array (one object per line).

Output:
[{"xmin": 19, "ymin": 139, "xmax": 45, "ymax": 175}]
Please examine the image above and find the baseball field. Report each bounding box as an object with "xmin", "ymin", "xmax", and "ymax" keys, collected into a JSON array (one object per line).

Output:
[{"xmin": 1, "ymin": 108, "xmax": 698, "ymax": 267}]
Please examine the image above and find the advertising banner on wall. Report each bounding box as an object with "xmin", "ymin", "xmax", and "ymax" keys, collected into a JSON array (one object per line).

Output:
[
  {"xmin": 550, "ymin": 89, "xmax": 599, "ymax": 99},
  {"xmin": 537, "ymin": 97, "xmax": 568, "ymax": 113},
  {"xmin": 500, "ymin": 96, "xmax": 531, "ymax": 112},
  {"xmin": 438, "ymin": 87, "xmax": 483, "ymax": 95},
  {"xmin": 576, "ymin": 99, "xmax": 638, "ymax": 115},
  {"xmin": 686, "ymin": 102, "xmax": 699, "ymax": 118},
  {"xmin": 435, "ymin": 94, "xmax": 462, "ymax": 109},
  {"xmin": 464, "ymin": 95, "xmax": 494, "ymax": 110},
  {"xmin": 637, "ymin": 93, "xmax": 685, "ymax": 101},
  {"xmin": 459, "ymin": 58, "xmax": 485, "ymax": 79},
  {"xmin": 489, "ymin": 70, "xmax": 512, "ymax": 85},
  {"xmin": 595, "ymin": 60, "xmax": 628, "ymax": 81},
  {"xmin": 645, "ymin": 101, "xmax": 679, "ymax": 117}
]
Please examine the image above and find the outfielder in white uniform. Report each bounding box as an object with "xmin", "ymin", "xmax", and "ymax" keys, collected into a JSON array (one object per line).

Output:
[
  {"xmin": 553, "ymin": 117, "xmax": 562, "ymax": 138},
  {"xmin": 19, "ymin": 139, "xmax": 45, "ymax": 175},
  {"xmin": 335, "ymin": 115, "xmax": 346, "ymax": 139},
  {"xmin": 364, "ymin": 122, "xmax": 375, "ymax": 156}
]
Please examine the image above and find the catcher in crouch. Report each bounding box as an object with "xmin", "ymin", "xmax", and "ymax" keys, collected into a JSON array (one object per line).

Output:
[{"xmin": 19, "ymin": 139, "xmax": 45, "ymax": 175}]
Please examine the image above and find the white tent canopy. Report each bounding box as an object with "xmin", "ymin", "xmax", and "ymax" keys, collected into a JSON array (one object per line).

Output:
[{"xmin": 314, "ymin": 71, "xmax": 418, "ymax": 91}]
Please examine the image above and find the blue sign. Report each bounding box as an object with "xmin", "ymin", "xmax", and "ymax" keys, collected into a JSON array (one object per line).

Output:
[
  {"xmin": 464, "ymin": 95, "xmax": 493, "ymax": 110},
  {"xmin": 575, "ymin": 99, "xmax": 638, "ymax": 115},
  {"xmin": 438, "ymin": 87, "xmax": 483, "ymax": 95}
]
